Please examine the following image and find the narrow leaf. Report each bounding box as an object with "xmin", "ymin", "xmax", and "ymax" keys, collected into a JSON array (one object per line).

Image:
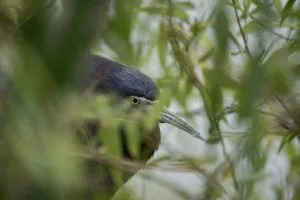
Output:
[{"xmin": 281, "ymin": 0, "xmax": 296, "ymax": 25}]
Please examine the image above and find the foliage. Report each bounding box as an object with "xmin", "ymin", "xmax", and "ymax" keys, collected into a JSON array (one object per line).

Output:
[{"xmin": 1, "ymin": 0, "xmax": 300, "ymax": 199}]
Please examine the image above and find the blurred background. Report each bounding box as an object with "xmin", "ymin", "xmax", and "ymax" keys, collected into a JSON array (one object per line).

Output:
[{"xmin": 1, "ymin": 0, "xmax": 300, "ymax": 199}]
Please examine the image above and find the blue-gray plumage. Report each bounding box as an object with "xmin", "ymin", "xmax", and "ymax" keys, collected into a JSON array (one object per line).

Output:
[{"xmin": 80, "ymin": 54, "xmax": 158, "ymax": 101}]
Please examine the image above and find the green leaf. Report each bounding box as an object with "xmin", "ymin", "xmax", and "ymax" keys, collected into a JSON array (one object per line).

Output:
[
  {"xmin": 99, "ymin": 124, "xmax": 121, "ymax": 157},
  {"xmin": 281, "ymin": 0, "xmax": 296, "ymax": 25},
  {"xmin": 274, "ymin": 0, "xmax": 283, "ymax": 14},
  {"xmin": 203, "ymin": 69, "xmax": 224, "ymax": 123},
  {"xmin": 239, "ymin": 115, "xmax": 266, "ymax": 173},
  {"xmin": 245, "ymin": 0, "xmax": 252, "ymax": 8},
  {"xmin": 264, "ymin": 47, "xmax": 293, "ymax": 96},
  {"xmin": 190, "ymin": 21, "xmax": 207, "ymax": 36},
  {"xmin": 148, "ymin": 155, "xmax": 173, "ymax": 166},
  {"xmin": 99, "ymin": 118, "xmax": 124, "ymax": 186},
  {"xmin": 176, "ymin": 1, "xmax": 195, "ymax": 10},
  {"xmin": 110, "ymin": 167, "xmax": 124, "ymax": 189},
  {"xmin": 274, "ymin": 186, "xmax": 284, "ymax": 200},
  {"xmin": 277, "ymin": 132, "xmax": 297, "ymax": 153},
  {"xmin": 125, "ymin": 121, "xmax": 140, "ymax": 159},
  {"xmin": 213, "ymin": 6, "xmax": 229, "ymax": 68},
  {"xmin": 170, "ymin": 26, "xmax": 190, "ymax": 44},
  {"xmin": 228, "ymin": 31, "xmax": 242, "ymax": 49},
  {"xmin": 243, "ymin": 21, "xmax": 264, "ymax": 34},
  {"xmin": 206, "ymin": 135, "xmax": 221, "ymax": 144},
  {"xmin": 158, "ymin": 21, "xmax": 168, "ymax": 67},
  {"xmin": 236, "ymin": 59, "xmax": 264, "ymax": 118},
  {"xmin": 198, "ymin": 48, "xmax": 215, "ymax": 63},
  {"xmin": 111, "ymin": 186, "xmax": 135, "ymax": 200},
  {"xmin": 140, "ymin": 6, "xmax": 189, "ymax": 21}
]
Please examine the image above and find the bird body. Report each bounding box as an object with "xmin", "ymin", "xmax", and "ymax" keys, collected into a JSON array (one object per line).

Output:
[
  {"xmin": 76, "ymin": 54, "xmax": 161, "ymax": 198},
  {"xmin": 79, "ymin": 54, "xmax": 161, "ymax": 158},
  {"xmin": 76, "ymin": 53, "xmax": 204, "ymax": 199}
]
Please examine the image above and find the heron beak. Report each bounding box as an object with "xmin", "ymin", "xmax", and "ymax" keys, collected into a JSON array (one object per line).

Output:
[
  {"xmin": 159, "ymin": 107, "xmax": 206, "ymax": 142},
  {"xmin": 132, "ymin": 96, "xmax": 206, "ymax": 142}
]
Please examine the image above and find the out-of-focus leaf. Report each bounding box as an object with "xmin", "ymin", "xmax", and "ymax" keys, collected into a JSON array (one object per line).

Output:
[
  {"xmin": 203, "ymin": 68, "xmax": 238, "ymax": 91},
  {"xmin": 274, "ymin": 0, "xmax": 283, "ymax": 14},
  {"xmin": 243, "ymin": 21, "xmax": 264, "ymax": 34},
  {"xmin": 213, "ymin": 7, "xmax": 229, "ymax": 68},
  {"xmin": 111, "ymin": 186, "xmax": 135, "ymax": 200},
  {"xmin": 242, "ymin": 116, "xmax": 266, "ymax": 171},
  {"xmin": 229, "ymin": 31, "xmax": 242, "ymax": 49},
  {"xmin": 172, "ymin": 29, "xmax": 189, "ymax": 46},
  {"xmin": 252, "ymin": 0, "xmax": 278, "ymax": 17},
  {"xmin": 277, "ymin": 132, "xmax": 297, "ymax": 153},
  {"xmin": 158, "ymin": 21, "xmax": 168, "ymax": 67},
  {"xmin": 291, "ymin": 181, "xmax": 300, "ymax": 200},
  {"xmin": 281, "ymin": 0, "xmax": 296, "ymax": 25},
  {"xmin": 198, "ymin": 48, "xmax": 215, "ymax": 63},
  {"xmin": 145, "ymin": 86, "xmax": 172, "ymax": 131},
  {"xmin": 245, "ymin": 0, "xmax": 252, "ymax": 8},
  {"xmin": 274, "ymin": 186, "xmax": 284, "ymax": 200},
  {"xmin": 175, "ymin": 78, "xmax": 185, "ymax": 105},
  {"xmin": 104, "ymin": 32, "xmax": 134, "ymax": 64},
  {"xmin": 104, "ymin": 0, "xmax": 142, "ymax": 65},
  {"xmin": 140, "ymin": 6, "xmax": 189, "ymax": 21},
  {"xmin": 22, "ymin": 0, "xmax": 106, "ymax": 88},
  {"xmin": 206, "ymin": 135, "xmax": 221, "ymax": 144},
  {"xmin": 99, "ymin": 118, "xmax": 123, "ymax": 186},
  {"xmin": 190, "ymin": 21, "xmax": 207, "ymax": 36},
  {"xmin": 236, "ymin": 59, "xmax": 264, "ymax": 118},
  {"xmin": 148, "ymin": 155, "xmax": 173, "ymax": 166},
  {"xmin": 264, "ymin": 47, "xmax": 293, "ymax": 96},
  {"xmin": 204, "ymin": 76, "xmax": 223, "ymax": 119},
  {"xmin": 125, "ymin": 120, "xmax": 140, "ymax": 159},
  {"xmin": 177, "ymin": 1, "xmax": 195, "ymax": 10}
]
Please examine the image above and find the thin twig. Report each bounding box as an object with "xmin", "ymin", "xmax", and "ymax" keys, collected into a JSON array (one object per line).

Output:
[
  {"xmin": 233, "ymin": 0, "xmax": 300, "ymax": 135},
  {"xmin": 181, "ymin": 105, "xmax": 281, "ymax": 120},
  {"xmin": 272, "ymin": 92, "xmax": 300, "ymax": 127},
  {"xmin": 231, "ymin": 0, "xmax": 253, "ymax": 59},
  {"xmin": 76, "ymin": 148, "xmax": 217, "ymax": 173},
  {"xmin": 241, "ymin": 0, "xmax": 294, "ymax": 42},
  {"xmin": 156, "ymin": 141, "xmax": 231, "ymax": 197}
]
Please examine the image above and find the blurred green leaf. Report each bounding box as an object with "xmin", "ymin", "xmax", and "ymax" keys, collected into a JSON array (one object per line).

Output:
[
  {"xmin": 125, "ymin": 121, "xmax": 140, "ymax": 159},
  {"xmin": 243, "ymin": 21, "xmax": 264, "ymax": 34},
  {"xmin": 277, "ymin": 132, "xmax": 297, "ymax": 153},
  {"xmin": 204, "ymin": 70, "xmax": 223, "ymax": 119},
  {"xmin": 237, "ymin": 58, "xmax": 264, "ymax": 118},
  {"xmin": 140, "ymin": 6, "xmax": 189, "ymax": 21},
  {"xmin": 176, "ymin": 1, "xmax": 195, "ymax": 10},
  {"xmin": 3, "ymin": 0, "xmax": 300, "ymax": 199},
  {"xmin": 281, "ymin": 0, "xmax": 296, "ymax": 25},
  {"xmin": 190, "ymin": 21, "xmax": 207, "ymax": 36},
  {"xmin": 213, "ymin": 6, "xmax": 229, "ymax": 68},
  {"xmin": 170, "ymin": 26, "xmax": 190, "ymax": 45},
  {"xmin": 274, "ymin": 0, "xmax": 283, "ymax": 14},
  {"xmin": 158, "ymin": 21, "xmax": 168, "ymax": 67},
  {"xmin": 198, "ymin": 48, "xmax": 215, "ymax": 63},
  {"xmin": 99, "ymin": 116, "xmax": 124, "ymax": 186},
  {"xmin": 264, "ymin": 48, "xmax": 293, "ymax": 96},
  {"xmin": 206, "ymin": 135, "xmax": 221, "ymax": 144}
]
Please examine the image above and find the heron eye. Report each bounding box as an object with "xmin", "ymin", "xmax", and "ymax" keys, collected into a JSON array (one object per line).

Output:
[{"xmin": 130, "ymin": 96, "xmax": 140, "ymax": 104}]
